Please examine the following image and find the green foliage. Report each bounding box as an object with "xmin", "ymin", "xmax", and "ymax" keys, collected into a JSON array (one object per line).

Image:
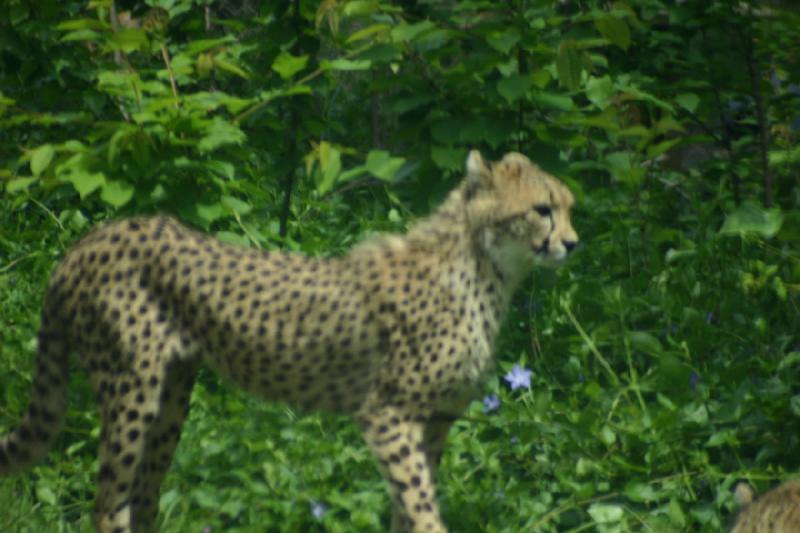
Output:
[{"xmin": 1, "ymin": 0, "xmax": 799, "ymax": 531}]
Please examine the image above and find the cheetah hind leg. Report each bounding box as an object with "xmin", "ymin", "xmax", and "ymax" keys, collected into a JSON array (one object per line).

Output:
[
  {"xmin": 360, "ymin": 407, "xmax": 447, "ymax": 533},
  {"xmin": 130, "ymin": 359, "xmax": 200, "ymax": 532},
  {"xmin": 90, "ymin": 357, "xmax": 197, "ymax": 533}
]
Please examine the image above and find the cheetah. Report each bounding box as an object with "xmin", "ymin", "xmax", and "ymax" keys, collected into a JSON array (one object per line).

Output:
[
  {"xmin": 731, "ymin": 479, "xmax": 800, "ymax": 532},
  {"xmin": 0, "ymin": 151, "xmax": 577, "ymax": 532}
]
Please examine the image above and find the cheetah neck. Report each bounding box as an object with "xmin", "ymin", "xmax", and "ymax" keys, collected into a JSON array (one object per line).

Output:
[{"xmin": 402, "ymin": 186, "xmax": 523, "ymax": 327}]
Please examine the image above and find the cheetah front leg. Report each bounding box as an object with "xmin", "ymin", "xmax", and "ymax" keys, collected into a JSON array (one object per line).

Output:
[{"xmin": 360, "ymin": 407, "xmax": 447, "ymax": 533}]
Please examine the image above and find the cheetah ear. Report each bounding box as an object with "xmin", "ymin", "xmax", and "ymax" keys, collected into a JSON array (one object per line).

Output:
[
  {"xmin": 465, "ymin": 150, "xmax": 491, "ymax": 187},
  {"xmin": 734, "ymin": 482, "xmax": 755, "ymax": 506}
]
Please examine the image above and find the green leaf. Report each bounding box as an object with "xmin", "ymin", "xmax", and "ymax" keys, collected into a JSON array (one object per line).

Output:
[
  {"xmin": 61, "ymin": 29, "xmax": 100, "ymax": 42},
  {"xmin": 7, "ymin": 177, "xmax": 37, "ymax": 192},
  {"xmin": 213, "ymin": 57, "xmax": 251, "ymax": 80},
  {"xmin": 676, "ymin": 93, "xmax": 700, "ymax": 113},
  {"xmin": 431, "ymin": 146, "xmax": 464, "ymax": 171},
  {"xmin": 720, "ymin": 202, "xmax": 784, "ymax": 238},
  {"xmin": 557, "ymin": 41, "xmax": 584, "ymax": 90},
  {"xmin": 109, "ymin": 29, "xmax": 149, "ymax": 53},
  {"xmin": 531, "ymin": 91, "xmax": 573, "ymax": 111},
  {"xmin": 391, "ymin": 20, "xmax": 435, "ymax": 42},
  {"xmin": 588, "ymin": 503, "xmax": 624, "ymax": 523},
  {"xmin": 198, "ymin": 118, "xmax": 246, "ymax": 153},
  {"xmin": 497, "ymin": 74, "xmax": 533, "ymax": 103},
  {"xmin": 321, "ymin": 58, "xmax": 372, "ymax": 71},
  {"xmin": 35, "ymin": 484, "xmax": 57, "ymax": 506},
  {"xmin": 30, "ymin": 144, "xmax": 55, "ymax": 176},
  {"xmin": 486, "ymin": 29, "xmax": 520, "ymax": 54},
  {"xmin": 628, "ymin": 331, "xmax": 663, "ymax": 356},
  {"xmin": 100, "ymin": 180, "xmax": 134, "ymax": 207},
  {"xmin": 586, "ymin": 76, "xmax": 614, "ymax": 108},
  {"xmin": 66, "ymin": 170, "xmax": 105, "ymax": 198},
  {"xmin": 56, "ymin": 18, "xmax": 107, "ymax": 31},
  {"xmin": 346, "ymin": 23, "xmax": 390, "ymax": 43},
  {"xmin": 317, "ymin": 142, "xmax": 342, "ymax": 195},
  {"xmin": 624, "ymin": 482, "xmax": 657, "ymax": 502},
  {"xmin": 594, "ymin": 15, "xmax": 631, "ymax": 50},
  {"xmin": 365, "ymin": 150, "xmax": 404, "ymax": 181},
  {"xmin": 271, "ymin": 52, "xmax": 309, "ymax": 80},
  {"xmin": 196, "ymin": 202, "xmax": 224, "ymax": 224},
  {"xmin": 221, "ymin": 196, "xmax": 252, "ymax": 216}
]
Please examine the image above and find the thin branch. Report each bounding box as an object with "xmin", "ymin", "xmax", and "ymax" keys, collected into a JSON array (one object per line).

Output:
[
  {"xmin": 159, "ymin": 43, "xmax": 180, "ymax": 108},
  {"xmin": 744, "ymin": 33, "xmax": 773, "ymax": 206}
]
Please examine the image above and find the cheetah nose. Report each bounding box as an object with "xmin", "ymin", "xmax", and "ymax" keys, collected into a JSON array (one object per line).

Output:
[{"xmin": 563, "ymin": 240, "xmax": 578, "ymax": 253}]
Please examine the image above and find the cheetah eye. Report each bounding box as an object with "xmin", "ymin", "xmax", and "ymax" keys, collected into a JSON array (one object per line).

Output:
[{"xmin": 533, "ymin": 205, "xmax": 552, "ymax": 217}]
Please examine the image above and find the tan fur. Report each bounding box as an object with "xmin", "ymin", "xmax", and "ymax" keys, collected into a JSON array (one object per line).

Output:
[
  {"xmin": 731, "ymin": 480, "xmax": 800, "ymax": 533},
  {"xmin": 0, "ymin": 151, "xmax": 577, "ymax": 532}
]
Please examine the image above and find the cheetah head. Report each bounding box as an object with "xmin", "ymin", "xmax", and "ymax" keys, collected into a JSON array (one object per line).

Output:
[{"xmin": 464, "ymin": 150, "xmax": 578, "ymax": 280}]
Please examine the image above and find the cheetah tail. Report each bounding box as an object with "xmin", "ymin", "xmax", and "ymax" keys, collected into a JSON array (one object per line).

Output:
[{"xmin": 0, "ymin": 317, "xmax": 70, "ymax": 475}]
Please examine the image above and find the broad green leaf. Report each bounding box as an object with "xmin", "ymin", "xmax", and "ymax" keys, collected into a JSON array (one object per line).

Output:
[
  {"xmin": 56, "ymin": 18, "xmax": 107, "ymax": 31},
  {"xmin": 557, "ymin": 41, "xmax": 583, "ymax": 90},
  {"xmin": 769, "ymin": 144, "xmax": 800, "ymax": 166},
  {"xmin": 365, "ymin": 150, "xmax": 404, "ymax": 181},
  {"xmin": 599, "ymin": 425, "xmax": 616, "ymax": 445},
  {"xmin": 221, "ymin": 196, "xmax": 252, "ymax": 216},
  {"xmin": 594, "ymin": 15, "xmax": 631, "ymax": 50},
  {"xmin": 35, "ymin": 485, "xmax": 57, "ymax": 506},
  {"xmin": 321, "ymin": 58, "xmax": 371, "ymax": 71},
  {"xmin": 198, "ymin": 118, "xmax": 246, "ymax": 153},
  {"xmin": 346, "ymin": 23, "xmax": 390, "ymax": 43},
  {"xmin": 705, "ymin": 429, "xmax": 737, "ymax": 447},
  {"xmin": 431, "ymin": 146, "xmax": 463, "ymax": 171},
  {"xmin": 66, "ymin": 170, "xmax": 105, "ymax": 198},
  {"xmin": 624, "ymin": 481, "xmax": 657, "ymax": 502},
  {"xmin": 213, "ymin": 57, "xmax": 251, "ymax": 80},
  {"xmin": 100, "ymin": 180, "xmax": 134, "ymax": 207},
  {"xmin": 486, "ymin": 29, "xmax": 520, "ymax": 54},
  {"xmin": 497, "ymin": 74, "xmax": 533, "ymax": 103},
  {"xmin": 30, "ymin": 144, "xmax": 55, "ymax": 176},
  {"xmin": 216, "ymin": 231, "xmax": 249, "ymax": 247},
  {"xmin": 588, "ymin": 503, "xmax": 624, "ymax": 523},
  {"xmin": 647, "ymin": 138, "xmax": 682, "ymax": 158},
  {"xmin": 317, "ymin": 142, "xmax": 342, "ymax": 195},
  {"xmin": 720, "ymin": 202, "xmax": 784, "ymax": 238},
  {"xmin": 109, "ymin": 29, "xmax": 148, "ymax": 53},
  {"xmin": 61, "ymin": 29, "xmax": 100, "ymax": 42},
  {"xmin": 391, "ymin": 20, "xmax": 435, "ymax": 42},
  {"xmin": 196, "ymin": 202, "xmax": 224, "ymax": 224},
  {"xmin": 606, "ymin": 151, "xmax": 644, "ymax": 185},
  {"xmin": 586, "ymin": 76, "xmax": 614, "ymax": 108},
  {"xmin": 7, "ymin": 177, "xmax": 37, "ymax": 192},
  {"xmin": 628, "ymin": 331, "xmax": 663, "ymax": 356},
  {"xmin": 676, "ymin": 93, "xmax": 700, "ymax": 113},
  {"xmin": 271, "ymin": 52, "xmax": 309, "ymax": 80},
  {"xmin": 531, "ymin": 91, "xmax": 574, "ymax": 111},
  {"xmin": 681, "ymin": 403, "xmax": 708, "ymax": 425}
]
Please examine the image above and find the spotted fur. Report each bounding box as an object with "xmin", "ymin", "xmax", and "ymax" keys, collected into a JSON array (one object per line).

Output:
[
  {"xmin": 731, "ymin": 480, "xmax": 800, "ymax": 533},
  {"xmin": 0, "ymin": 151, "xmax": 577, "ymax": 532}
]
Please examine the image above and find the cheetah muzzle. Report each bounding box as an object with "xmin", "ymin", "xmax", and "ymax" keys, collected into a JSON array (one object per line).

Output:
[{"xmin": 1, "ymin": 151, "xmax": 578, "ymax": 533}]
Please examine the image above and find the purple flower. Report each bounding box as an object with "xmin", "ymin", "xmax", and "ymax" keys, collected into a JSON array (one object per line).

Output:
[
  {"xmin": 689, "ymin": 371, "xmax": 700, "ymax": 391},
  {"xmin": 504, "ymin": 364, "xmax": 533, "ymax": 390},
  {"xmin": 482, "ymin": 394, "xmax": 501, "ymax": 413},
  {"xmin": 310, "ymin": 501, "xmax": 327, "ymax": 520}
]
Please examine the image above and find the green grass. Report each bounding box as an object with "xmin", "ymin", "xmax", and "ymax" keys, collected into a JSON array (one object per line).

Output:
[{"xmin": 1, "ymin": 199, "xmax": 799, "ymax": 532}]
